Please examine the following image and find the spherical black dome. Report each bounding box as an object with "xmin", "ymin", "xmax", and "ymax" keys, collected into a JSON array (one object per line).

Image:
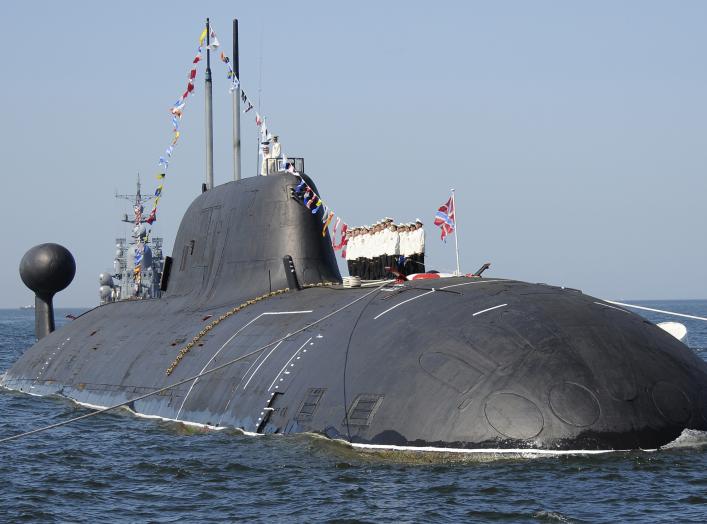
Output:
[{"xmin": 19, "ymin": 243, "xmax": 76, "ymax": 297}]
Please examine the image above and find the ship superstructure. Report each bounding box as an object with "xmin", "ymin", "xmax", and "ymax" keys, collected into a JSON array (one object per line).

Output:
[{"xmin": 99, "ymin": 176, "xmax": 164, "ymax": 303}]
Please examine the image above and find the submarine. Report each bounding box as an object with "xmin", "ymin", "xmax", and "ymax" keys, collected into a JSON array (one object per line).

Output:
[
  {"xmin": 3, "ymin": 169, "xmax": 707, "ymax": 452},
  {"xmin": 2, "ymin": 19, "xmax": 707, "ymax": 453}
]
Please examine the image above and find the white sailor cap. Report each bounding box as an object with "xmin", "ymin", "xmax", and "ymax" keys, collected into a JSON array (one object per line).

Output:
[{"xmin": 415, "ymin": 218, "xmax": 423, "ymax": 224}]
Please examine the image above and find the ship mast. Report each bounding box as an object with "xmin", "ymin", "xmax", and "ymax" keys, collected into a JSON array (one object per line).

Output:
[
  {"xmin": 115, "ymin": 174, "xmax": 152, "ymax": 224},
  {"xmin": 232, "ymin": 18, "xmax": 241, "ymax": 181},
  {"xmin": 204, "ymin": 17, "xmax": 215, "ymax": 190}
]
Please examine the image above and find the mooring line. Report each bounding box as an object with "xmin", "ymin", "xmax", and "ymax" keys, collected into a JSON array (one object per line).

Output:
[{"xmin": 0, "ymin": 283, "xmax": 389, "ymax": 445}]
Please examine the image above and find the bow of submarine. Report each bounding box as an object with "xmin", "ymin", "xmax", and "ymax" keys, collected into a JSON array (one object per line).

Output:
[{"xmin": 333, "ymin": 280, "xmax": 707, "ymax": 450}]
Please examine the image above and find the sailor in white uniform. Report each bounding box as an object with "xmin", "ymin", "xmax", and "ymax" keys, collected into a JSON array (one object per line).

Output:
[
  {"xmin": 352, "ymin": 228, "xmax": 363, "ymax": 277},
  {"xmin": 345, "ymin": 229, "xmax": 355, "ymax": 276},
  {"xmin": 373, "ymin": 222, "xmax": 384, "ymax": 279},
  {"xmin": 260, "ymin": 141, "xmax": 271, "ymax": 176},
  {"xmin": 359, "ymin": 226, "xmax": 370, "ymax": 279},
  {"xmin": 383, "ymin": 222, "xmax": 400, "ymax": 277},
  {"xmin": 413, "ymin": 219, "xmax": 426, "ymax": 273},
  {"xmin": 271, "ymin": 136, "xmax": 281, "ymax": 160},
  {"xmin": 396, "ymin": 223, "xmax": 408, "ymax": 275},
  {"xmin": 403, "ymin": 223, "xmax": 418, "ymax": 275}
]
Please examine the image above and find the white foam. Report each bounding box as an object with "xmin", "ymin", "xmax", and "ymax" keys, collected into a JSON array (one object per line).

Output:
[
  {"xmin": 348, "ymin": 442, "xmax": 622, "ymax": 456},
  {"xmin": 662, "ymin": 429, "xmax": 707, "ymax": 449},
  {"xmin": 5, "ymin": 386, "xmax": 706, "ymax": 455}
]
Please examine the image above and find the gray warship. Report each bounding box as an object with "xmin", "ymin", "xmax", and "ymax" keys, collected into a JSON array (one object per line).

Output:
[
  {"xmin": 98, "ymin": 176, "xmax": 164, "ymax": 304},
  {"xmin": 3, "ymin": 19, "xmax": 706, "ymax": 453}
]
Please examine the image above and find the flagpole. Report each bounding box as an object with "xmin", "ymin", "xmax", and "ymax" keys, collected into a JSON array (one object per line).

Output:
[
  {"xmin": 204, "ymin": 18, "xmax": 215, "ymax": 190},
  {"xmin": 451, "ymin": 188, "xmax": 461, "ymax": 276}
]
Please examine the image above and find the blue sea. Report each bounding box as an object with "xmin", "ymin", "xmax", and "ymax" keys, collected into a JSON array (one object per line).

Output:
[{"xmin": 1, "ymin": 303, "xmax": 706, "ymax": 523}]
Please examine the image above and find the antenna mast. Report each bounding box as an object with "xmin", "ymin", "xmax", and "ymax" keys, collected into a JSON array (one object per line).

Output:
[
  {"xmin": 232, "ymin": 19, "xmax": 241, "ymax": 180},
  {"xmin": 204, "ymin": 17, "xmax": 215, "ymax": 190}
]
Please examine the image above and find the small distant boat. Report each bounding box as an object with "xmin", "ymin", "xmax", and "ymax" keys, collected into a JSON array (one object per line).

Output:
[{"xmin": 19, "ymin": 304, "xmax": 34, "ymax": 310}]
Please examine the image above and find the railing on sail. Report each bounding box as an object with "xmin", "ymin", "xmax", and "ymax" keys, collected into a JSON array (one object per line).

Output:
[{"xmin": 265, "ymin": 157, "xmax": 305, "ymax": 175}]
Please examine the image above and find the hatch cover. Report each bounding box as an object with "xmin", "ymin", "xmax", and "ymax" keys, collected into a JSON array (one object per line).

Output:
[
  {"xmin": 346, "ymin": 394, "xmax": 384, "ymax": 427},
  {"xmin": 296, "ymin": 388, "xmax": 326, "ymax": 422}
]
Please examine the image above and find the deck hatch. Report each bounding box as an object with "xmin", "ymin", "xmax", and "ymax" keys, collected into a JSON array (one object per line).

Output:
[
  {"xmin": 346, "ymin": 394, "xmax": 384, "ymax": 427},
  {"xmin": 296, "ymin": 388, "xmax": 326, "ymax": 422}
]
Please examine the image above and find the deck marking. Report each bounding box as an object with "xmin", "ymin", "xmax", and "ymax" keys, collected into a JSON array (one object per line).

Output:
[
  {"xmin": 472, "ymin": 303, "xmax": 508, "ymax": 317},
  {"xmin": 176, "ymin": 310, "xmax": 311, "ymax": 419},
  {"xmin": 593, "ymin": 301, "xmax": 631, "ymax": 314},
  {"xmin": 372, "ymin": 279, "xmax": 507, "ymax": 320},
  {"xmin": 439, "ymin": 279, "xmax": 506, "ymax": 290},
  {"xmin": 242, "ymin": 341, "xmax": 283, "ymax": 391},
  {"xmin": 267, "ymin": 337, "xmax": 312, "ymax": 392},
  {"xmin": 374, "ymin": 290, "xmax": 435, "ymax": 320},
  {"xmin": 32, "ymin": 339, "xmax": 69, "ymax": 388}
]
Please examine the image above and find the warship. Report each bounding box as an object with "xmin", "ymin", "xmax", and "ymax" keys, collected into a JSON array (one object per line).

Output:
[
  {"xmin": 2, "ymin": 19, "xmax": 707, "ymax": 453},
  {"xmin": 99, "ymin": 176, "xmax": 164, "ymax": 304}
]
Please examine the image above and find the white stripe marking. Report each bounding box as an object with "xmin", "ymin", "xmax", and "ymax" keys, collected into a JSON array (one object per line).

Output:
[
  {"xmin": 439, "ymin": 279, "xmax": 506, "ymax": 290},
  {"xmin": 374, "ymin": 290, "xmax": 435, "ymax": 320},
  {"xmin": 268, "ymin": 337, "xmax": 312, "ymax": 391},
  {"xmin": 242, "ymin": 341, "xmax": 283, "ymax": 391},
  {"xmin": 176, "ymin": 310, "xmax": 312, "ymax": 419},
  {"xmin": 472, "ymin": 303, "xmax": 507, "ymax": 317},
  {"xmin": 594, "ymin": 301, "xmax": 630, "ymax": 314}
]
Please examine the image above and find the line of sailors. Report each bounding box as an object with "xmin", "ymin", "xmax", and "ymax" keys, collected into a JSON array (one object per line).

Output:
[{"xmin": 345, "ymin": 218, "xmax": 425, "ymax": 280}]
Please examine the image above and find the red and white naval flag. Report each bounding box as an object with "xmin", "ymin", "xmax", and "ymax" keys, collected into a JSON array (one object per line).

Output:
[{"xmin": 434, "ymin": 196, "xmax": 455, "ymax": 241}]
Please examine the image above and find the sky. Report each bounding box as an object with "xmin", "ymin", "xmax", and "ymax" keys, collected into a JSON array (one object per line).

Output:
[{"xmin": 1, "ymin": 1, "xmax": 706, "ymax": 307}]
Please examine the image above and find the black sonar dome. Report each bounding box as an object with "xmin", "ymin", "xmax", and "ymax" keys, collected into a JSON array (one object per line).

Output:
[{"xmin": 19, "ymin": 243, "xmax": 76, "ymax": 297}]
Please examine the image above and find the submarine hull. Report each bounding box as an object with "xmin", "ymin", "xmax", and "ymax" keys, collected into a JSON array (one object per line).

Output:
[
  {"xmin": 4, "ymin": 174, "xmax": 707, "ymax": 451},
  {"xmin": 4, "ymin": 277, "xmax": 707, "ymax": 451}
]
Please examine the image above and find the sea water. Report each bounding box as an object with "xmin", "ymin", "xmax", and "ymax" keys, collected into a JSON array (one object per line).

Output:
[{"xmin": 1, "ymin": 304, "xmax": 706, "ymax": 523}]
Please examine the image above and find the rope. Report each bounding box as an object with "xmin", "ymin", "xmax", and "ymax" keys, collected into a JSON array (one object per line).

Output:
[
  {"xmin": 0, "ymin": 282, "xmax": 388, "ymax": 445},
  {"xmin": 166, "ymin": 288, "xmax": 289, "ymax": 375},
  {"xmin": 605, "ymin": 300, "xmax": 707, "ymax": 322}
]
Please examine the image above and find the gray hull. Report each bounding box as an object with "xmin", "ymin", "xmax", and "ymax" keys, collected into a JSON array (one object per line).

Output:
[{"xmin": 4, "ymin": 174, "xmax": 707, "ymax": 451}]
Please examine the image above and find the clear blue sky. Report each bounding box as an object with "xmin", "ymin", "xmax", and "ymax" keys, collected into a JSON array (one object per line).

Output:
[{"xmin": 1, "ymin": 1, "xmax": 706, "ymax": 307}]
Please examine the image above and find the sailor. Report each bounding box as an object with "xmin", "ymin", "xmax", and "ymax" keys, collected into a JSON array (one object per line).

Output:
[
  {"xmin": 396, "ymin": 223, "xmax": 407, "ymax": 274},
  {"xmin": 368, "ymin": 224, "xmax": 376, "ymax": 279},
  {"xmin": 372, "ymin": 222, "xmax": 384, "ymax": 279},
  {"xmin": 370, "ymin": 224, "xmax": 379, "ymax": 280},
  {"xmin": 358, "ymin": 226, "xmax": 369, "ymax": 279},
  {"xmin": 355, "ymin": 227, "xmax": 364, "ymax": 278},
  {"xmin": 383, "ymin": 222, "xmax": 399, "ymax": 278},
  {"xmin": 366, "ymin": 225, "xmax": 375, "ymax": 280},
  {"xmin": 271, "ymin": 136, "xmax": 281, "ymax": 160},
  {"xmin": 345, "ymin": 229, "xmax": 356, "ymax": 276},
  {"xmin": 374, "ymin": 221, "xmax": 383, "ymax": 279},
  {"xmin": 400, "ymin": 223, "xmax": 415, "ymax": 275},
  {"xmin": 378, "ymin": 221, "xmax": 387, "ymax": 279},
  {"xmin": 413, "ymin": 219, "xmax": 425, "ymax": 273},
  {"xmin": 260, "ymin": 140, "xmax": 271, "ymax": 176}
]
